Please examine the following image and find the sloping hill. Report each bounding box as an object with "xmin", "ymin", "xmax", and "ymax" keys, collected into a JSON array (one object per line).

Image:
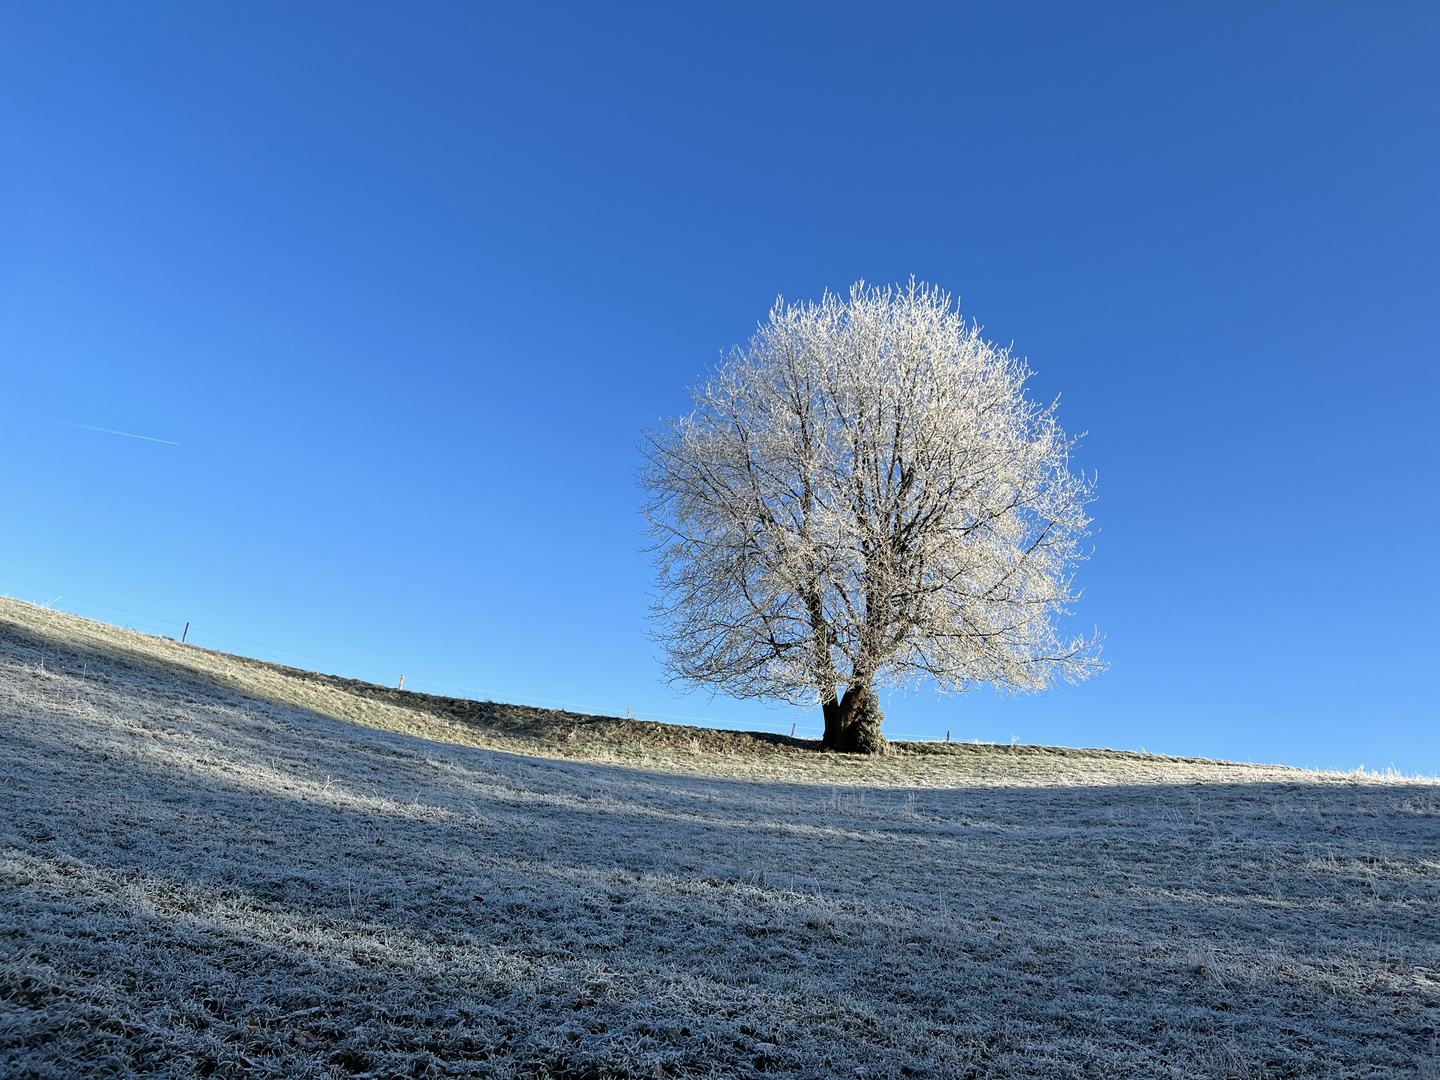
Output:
[{"xmin": 2, "ymin": 596, "xmax": 1437, "ymax": 1078}]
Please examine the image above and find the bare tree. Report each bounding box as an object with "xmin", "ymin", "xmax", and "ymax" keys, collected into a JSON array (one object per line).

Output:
[{"xmin": 640, "ymin": 280, "xmax": 1102, "ymax": 753}]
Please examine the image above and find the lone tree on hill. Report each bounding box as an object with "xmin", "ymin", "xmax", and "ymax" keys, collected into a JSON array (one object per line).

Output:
[{"xmin": 640, "ymin": 280, "xmax": 1102, "ymax": 753}]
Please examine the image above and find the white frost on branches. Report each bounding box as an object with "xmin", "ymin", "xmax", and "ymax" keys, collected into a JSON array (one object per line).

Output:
[{"xmin": 640, "ymin": 280, "xmax": 1102, "ymax": 737}]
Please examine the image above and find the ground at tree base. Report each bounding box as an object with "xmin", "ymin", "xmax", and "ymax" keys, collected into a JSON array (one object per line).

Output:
[{"xmin": 2, "ymin": 597, "xmax": 1438, "ymax": 1078}]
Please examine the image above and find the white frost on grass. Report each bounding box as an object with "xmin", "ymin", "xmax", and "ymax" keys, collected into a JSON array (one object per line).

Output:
[{"xmin": 1, "ymin": 598, "xmax": 1439, "ymax": 1078}]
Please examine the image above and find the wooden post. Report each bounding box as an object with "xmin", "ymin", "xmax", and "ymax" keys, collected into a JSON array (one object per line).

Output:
[
  {"xmin": 398, "ymin": 674, "xmax": 405, "ymax": 690},
  {"xmin": 791, "ymin": 723, "xmax": 796, "ymax": 737},
  {"xmin": 181, "ymin": 622, "xmax": 189, "ymax": 644}
]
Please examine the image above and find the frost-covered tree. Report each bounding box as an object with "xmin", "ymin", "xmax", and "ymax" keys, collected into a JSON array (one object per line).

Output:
[{"xmin": 639, "ymin": 281, "xmax": 1102, "ymax": 753}]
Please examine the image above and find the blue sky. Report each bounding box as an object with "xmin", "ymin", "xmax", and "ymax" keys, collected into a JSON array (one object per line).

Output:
[{"xmin": 2, "ymin": 3, "xmax": 1436, "ymax": 771}]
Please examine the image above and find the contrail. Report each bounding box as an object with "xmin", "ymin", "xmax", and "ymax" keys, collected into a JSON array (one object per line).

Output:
[{"xmin": 52, "ymin": 421, "xmax": 179, "ymax": 446}]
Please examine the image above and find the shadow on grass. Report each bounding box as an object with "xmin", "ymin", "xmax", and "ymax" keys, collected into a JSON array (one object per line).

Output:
[{"xmin": 4, "ymin": 610, "xmax": 1440, "ymax": 1078}]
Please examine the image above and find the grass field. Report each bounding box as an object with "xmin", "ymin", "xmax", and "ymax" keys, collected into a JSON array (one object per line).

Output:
[{"xmin": 2, "ymin": 596, "xmax": 1438, "ymax": 1078}]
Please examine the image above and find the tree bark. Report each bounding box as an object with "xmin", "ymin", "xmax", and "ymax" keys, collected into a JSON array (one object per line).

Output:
[{"xmin": 821, "ymin": 679, "xmax": 888, "ymax": 754}]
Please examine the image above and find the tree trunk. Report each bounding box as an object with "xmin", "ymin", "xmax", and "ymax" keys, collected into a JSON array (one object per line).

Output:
[
  {"xmin": 821, "ymin": 679, "xmax": 888, "ymax": 754},
  {"xmin": 821, "ymin": 692, "xmax": 842, "ymax": 745}
]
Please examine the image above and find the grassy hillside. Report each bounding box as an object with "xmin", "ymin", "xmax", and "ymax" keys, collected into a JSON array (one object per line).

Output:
[{"xmin": 2, "ymin": 596, "xmax": 1438, "ymax": 1078}]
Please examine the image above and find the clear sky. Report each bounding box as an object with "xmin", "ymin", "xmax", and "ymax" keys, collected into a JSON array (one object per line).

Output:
[{"xmin": 2, "ymin": 4, "xmax": 1436, "ymax": 772}]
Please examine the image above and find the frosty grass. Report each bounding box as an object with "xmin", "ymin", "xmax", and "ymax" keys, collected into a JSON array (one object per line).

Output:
[{"xmin": 3, "ymin": 597, "xmax": 1438, "ymax": 1077}]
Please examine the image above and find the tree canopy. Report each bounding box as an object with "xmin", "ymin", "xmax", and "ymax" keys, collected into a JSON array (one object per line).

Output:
[{"xmin": 640, "ymin": 281, "xmax": 1102, "ymax": 752}]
